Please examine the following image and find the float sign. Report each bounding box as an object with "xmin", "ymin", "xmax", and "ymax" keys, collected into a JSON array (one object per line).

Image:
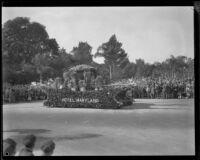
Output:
[{"xmin": 62, "ymin": 98, "xmax": 99, "ymax": 103}]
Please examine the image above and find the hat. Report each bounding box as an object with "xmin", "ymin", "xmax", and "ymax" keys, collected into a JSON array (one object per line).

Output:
[
  {"xmin": 3, "ymin": 138, "xmax": 17, "ymax": 156},
  {"xmin": 40, "ymin": 140, "xmax": 55, "ymax": 154},
  {"xmin": 23, "ymin": 134, "xmax": 36, "ymax": 148}
]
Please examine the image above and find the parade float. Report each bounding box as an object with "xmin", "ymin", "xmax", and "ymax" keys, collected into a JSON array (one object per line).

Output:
[{"xmin": 43, "ymin": 64, "xmax": 134, "ymax": 109}]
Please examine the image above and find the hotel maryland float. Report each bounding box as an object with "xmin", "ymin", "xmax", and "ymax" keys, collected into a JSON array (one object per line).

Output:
[{"xmin": 43, "ymin": 64, "xmax": 134, "ymax": 109}]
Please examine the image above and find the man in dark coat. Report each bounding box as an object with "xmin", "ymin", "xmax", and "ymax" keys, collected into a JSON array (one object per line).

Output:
[{"xmin": 18, "ymin": 134, "xmax": 36, "ymax": 156}]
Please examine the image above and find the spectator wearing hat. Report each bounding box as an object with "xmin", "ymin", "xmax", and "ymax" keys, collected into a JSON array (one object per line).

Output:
[
  {"xmin": 3, "ymin": 138, "xmax": 17, "ymax": 156},
  {"xmin": 40, "ymin": 140, "xmax": 55, "ymax": 156},
  {"xmin": 18, "ymin": 134, "xmax": 36, "ymax": 156}
]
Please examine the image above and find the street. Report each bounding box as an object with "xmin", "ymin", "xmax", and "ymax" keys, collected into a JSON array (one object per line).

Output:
[{"xmin": 3, "ymin": 99, "xmax": 195, "ymax": 155}]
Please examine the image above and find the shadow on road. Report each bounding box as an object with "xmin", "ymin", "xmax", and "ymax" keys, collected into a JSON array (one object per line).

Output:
[
  {"xmin": 121, "ymin": 102, "xmax": 188, "ymax": 110},
  {"xmin": 122, "ymin": 103, "xmax": 154, "ymax": 109},
  {"xmin": 54, "ymin": 133, "xmax": 103, "ymax": 141},
  {"xmin": 5, "ymin": 132, "xmax": 102, "ymax": 150},
  {"xmin": 4, "ymin": 129, "xmax": 51, "ymax": 134}
]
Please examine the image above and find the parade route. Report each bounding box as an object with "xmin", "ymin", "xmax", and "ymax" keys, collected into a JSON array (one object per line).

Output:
[{"xmin": 3, "ymin": 99, "xmax": 195, "ymax": 155}]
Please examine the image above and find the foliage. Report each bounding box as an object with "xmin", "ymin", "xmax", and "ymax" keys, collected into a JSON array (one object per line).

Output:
[
  {"xmin": 2, "ymin": 17, "xmax": 194, "ymax": 85},
  {"xmin": 48, "ymin": 48, "xmax": 74, "ymax": 78},
  {"xmin": 43, "ymin": 87, "xmax": 133, "ymax": 109},
  {"xmin": 3, "ymin": 17, "xmax": 52, "ymax": 64},
  {"xmin": 94, "ymin": 64, "xmax": 110, "ymax": 84},
  {"xmin": 95, "ymin": 35, "xmax": 130, "ymax": 80},
  {"xmin": 71, "ymin": 42, "xmax": 93, "ymax": 65},
  {"xmin": 68, "ymin": 64, "xmax": 96, "ymax": 72},
  {"xmin": 2, "ymin": 17, "xmax": 59, "ymax": 84},
  {"xmin": 32, "ymin": 53, "xmax": 54, "ymax": 82}
]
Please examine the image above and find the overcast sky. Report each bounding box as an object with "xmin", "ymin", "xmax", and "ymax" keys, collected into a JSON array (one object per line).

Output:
[{"xmin": 2, "ymin": 7, "xmax": 194, "ymax": 64}]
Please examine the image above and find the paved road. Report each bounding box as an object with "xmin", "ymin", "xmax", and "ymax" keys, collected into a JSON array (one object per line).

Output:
[{"xmin": 3, "ymin": 99, "xmax": 195, "ymax": 155}]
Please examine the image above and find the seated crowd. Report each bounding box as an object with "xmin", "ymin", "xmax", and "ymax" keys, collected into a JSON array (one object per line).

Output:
[{"xmin": 3, "ymin": 134, "xmax": 55, "ymax": 156}]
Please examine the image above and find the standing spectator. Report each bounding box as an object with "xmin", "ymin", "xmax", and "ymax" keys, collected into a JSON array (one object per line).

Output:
[
  {"xmin": 186, "ymin": 83, "xmax": 192, "ymax": 98},
  {"xmin": 157, "ymin": 83, "xmax": 163, "ymax": 99},
  {"xmin": 4, "ymin": 87, "xmax": 10, "ymax": 103},
  {"xmin": 9, "ymin": 89, "xmax": 15, "ymax": 103},
  {"xmin": 178, "ymin": 82, "xmax": 185, "ymax": 99},
  {"xmin": 165, "ymin": 83, "xmax": 171, "ymax": 99},
  {"xmin": 141, "ymin": 86, "xmax": 146, "ymax": 98},
  {"xmin": 146, "ymin": 85, "xmax": 150, "ymax": 98},
  {"xmin": 150, "ymin": 84, "xmax": 155, "ymax": 99},
  {"xmin": 162, "ymin": 84, "xmax": 166, "ymax": 99},
  {"xmin": 172, "ymin": 83, "xmax": 177, "ymax": 98}
]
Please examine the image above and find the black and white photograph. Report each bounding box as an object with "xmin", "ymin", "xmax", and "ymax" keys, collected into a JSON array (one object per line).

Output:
[{"xmin": 2, "ymin": 6, "xmax": 196, "ymax": 156}]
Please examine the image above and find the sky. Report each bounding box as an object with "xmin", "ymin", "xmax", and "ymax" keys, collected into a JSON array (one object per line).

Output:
[{"xmin": 2, "ymin": 7, "xmax": 194, "ymax": 64}]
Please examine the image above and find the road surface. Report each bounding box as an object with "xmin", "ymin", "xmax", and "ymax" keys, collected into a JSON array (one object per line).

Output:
[{"xmin": 3, "ymin": 99, "xmax": 195, "ymax": 155}]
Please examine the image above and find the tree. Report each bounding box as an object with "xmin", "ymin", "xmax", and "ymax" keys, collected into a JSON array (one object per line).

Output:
[
  {"xmin": 44, "ymin": 38, "xmax": 59, "ymax": 56},
  {"xmin": 32, "ymin": 53, "xmax": 53, "ymax": 83},
  {"xmin": 123, "ymin": 63, "xmax": 137, "ymax": 78},
  {"xmin": 186, "ymin": 58, "xmax": 194, "ymax": 78},
  {"xmin": 2, "ymin": 17, "xmax": 59, "ymax": 84},
  {"xmin": 143, "ymin": 63, "xmax": 154, "ymax": 77},
  {"xmin": 70, "ymin": 42, "xmax": 93, "ymax": 65},
  {"xmin": 3, "ymin": 17, "xmax": 49, "ymax": 64},
  {"xmin": 134, "ymin": 59, "xmax": 145, "ymax": 78},
  {"xmin": 49, "ymin": 48, "xmax": 74, "ymax": 77},
  {"xmin": 95, "ymin": 35, "xmax": 129, "ymax": 80},
  {"xmin": 165, "ymin": 55, "xmax": 177, "ymax": 78}
]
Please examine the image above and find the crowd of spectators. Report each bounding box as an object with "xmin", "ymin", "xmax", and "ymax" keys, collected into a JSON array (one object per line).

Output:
[
  {"xmin": 3, "ymin": 76, "xmax": 194, "ymax": 104},
  {"xmin": 112, "ymin": 76, "xmax": 194, "ymax": 99},
  {"xmin": 3, "ymin": 83, "xmax": 47, "ymax": 103}
]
